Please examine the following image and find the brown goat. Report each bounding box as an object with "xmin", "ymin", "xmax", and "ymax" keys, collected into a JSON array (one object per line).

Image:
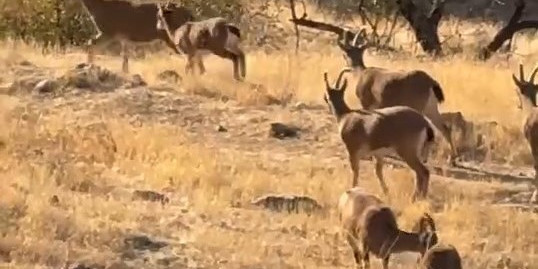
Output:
[
  {"xmin": 419, "ymin": 244, "xmax": 463, "ymax": 269},
  {"xmin": 323, "ymin": 69, "xmax": 435, "ymax": 200},
  {"xmin": 337, "ymin": 187, "xmax": 438, "ymax": 269},
  {"xmin": 79, "ymin": 0, "xmax": 193, "ymax": 73},
  {"xmin": 337, "ymin": 32, "xmax": 458, "ymax": 165},
  {"xmin": 511, "ymin": 63, "xmax": 538, "ymax": 204},
  {"xmin": 156, "ymin": 4, "xmax": 246, "ymax": 81}
]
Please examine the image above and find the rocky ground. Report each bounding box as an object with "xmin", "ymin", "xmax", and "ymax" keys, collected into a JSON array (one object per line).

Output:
[{"xmin": 0, "ymin": 58, "xmax": 536, "ymax": 269}]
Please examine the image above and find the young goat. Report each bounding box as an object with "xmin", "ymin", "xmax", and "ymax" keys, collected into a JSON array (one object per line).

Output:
[
  {"xmin": 323, "ymin": 69, "xmax": 435, "ymax": 200},
  {"xmin": 79, "ymin": 0, "xmax": 193, "ymax": 73},
  {"xmin": 338, "ymin": 187, "xmax": 438, "ymax": 269},
  {"xmin": 511, "ymin": 63, "xmax": 538, "ymax": 204},
  {"xmin": 337, "ymin": 31, "xmax": 458, "ymax": 165},
  {"xmin": 156, "ymin": 4, "xmax": 246, "ymax": 81},
  {"xmin": 419, "ymin": 244, "xmax": 463, "ymax": 269}
]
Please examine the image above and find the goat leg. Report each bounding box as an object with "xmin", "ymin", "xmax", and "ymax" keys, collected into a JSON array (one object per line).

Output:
[
  {"xmin": 530, "ymin": 156, "xmax": 537, "ymax": 205},
  {"xmin": 362, "ymin": 241, "xmax": 371, "ymax": 269},
  {"xmin": 238, "ymin": 51, "xmax": 246, "ymax": 79},
  {"xmin": 374, "ymin": 156, "xmax": 389, "ymax": 195},
  {"xmin": 196, "ymin": 55, "xmax": 206, "ymax": 75},
  {"xmin": 185, "ymin": 54, "xmax": 195, "ymax": 75},
  {"xmin": 349, "ymin": 152, "xmax": 360, "ymax": 188},
  {"xmin": 381, "ymin": 255, "xmax": 388, "ymax": 269},
  {"xmin": 121, "ymin": 41, "xmax": 129, "ymax": 73},
  {"xmin": 345, "ymin": 234, "xmax": 363, "ymax": 268}
]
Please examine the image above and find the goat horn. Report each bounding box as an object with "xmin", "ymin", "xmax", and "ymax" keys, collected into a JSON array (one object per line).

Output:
[
  {"xmin": 352, "ymin": 32, "xmax": 361, "ymax": 47},
  {"xmin": 530, "ymin": 63, "xmax": 538, "ymax": 84},
  {"xmin": 335, "ymin": 68, "xmax": 352, "ymax": 89},
  {"xmin": 323, "ymin": 72, "xmax": 330, "ymax": 88},
  {"xmin": 519, "ymin": 63, "xmax": 525, "ymax": 82},
  {"xmin": 341, "ymin": 29, "xmax": 349, "ymax": 45}
]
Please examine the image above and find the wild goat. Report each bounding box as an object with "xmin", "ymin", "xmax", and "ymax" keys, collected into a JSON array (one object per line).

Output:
[
  {"xmin": 337, "ymin": 187, "xmax": 438, "ymax": 269},
  {"xmin": 419, "ymin": 244, "xmax": 463, "ymax": 269},
  {"xmin": 323, "ymin": 69, "xmax": 435, "ymax": 200},
  {"xmin": 78, "ymin": 0, "xmax": 193, "ymax": 73},
  {"xmin": 155, "ymin": 4, "xmax": 246, "ymax": 81},
  {"xmin": 511, "ymin": 63, "xmax": 538, "ymax": 204},
  {"xmin": 337, "ymin": 31, "xmax": 458, "ymax": 164}
]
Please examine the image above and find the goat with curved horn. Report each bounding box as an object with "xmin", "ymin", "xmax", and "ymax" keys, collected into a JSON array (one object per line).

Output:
[
  {"xmin": 323, "ymin": 69, "xmax": 436, "ymax": 200},
  {"xmin": 510, "ymin": 63, "xmax": 538, "ymax": 205},
  {"xmin": 155, "ymin": 3, "xmax": 246, "ymax": 81},
  {"xmin": 336, "ymin": 27, "xmax": 458, "ymax": 165},
  {"xmin": 338, "ymin": 188, "xmax": 439, "ymax": 269}
]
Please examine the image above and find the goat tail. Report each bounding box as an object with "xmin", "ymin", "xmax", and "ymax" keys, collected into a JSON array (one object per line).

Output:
[
  {"xmin": 226, "ymin": 24, "xmax": 241, "ymax": 39},
  {"xmin": 431, "ymin": 82, "xmax": 445, "ymax": 103}
]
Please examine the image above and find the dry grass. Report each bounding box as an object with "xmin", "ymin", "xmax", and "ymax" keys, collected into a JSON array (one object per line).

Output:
[{"xmin": 0, "ymin": 14, "xmax": 538, "ymax": 268}]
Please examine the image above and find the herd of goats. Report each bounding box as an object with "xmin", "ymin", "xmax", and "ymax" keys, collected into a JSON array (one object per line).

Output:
[{"xmin": 70, "ymin": 0, "xmax": 538, "ymax": 268}]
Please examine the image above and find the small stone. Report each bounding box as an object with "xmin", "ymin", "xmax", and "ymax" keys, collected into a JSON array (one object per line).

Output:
[
  {"xmin": 33, "ymin": 79, "xmax": 57, "ymax": 93},
  {"xmin": 216, "ymin": 125, "xmax": 227, "ymax": 132},
  {"xmin": 157, "ymin": 70, "xmax": 182, "ymax": 84},
  {"xmin": 129, "ymin": 74, "xmax": 146, "ymax": 87},
  {"xmin": 269, "ymin": 122, "xmax": 300, "ymax": 139},
  {"xmin": 124, "ymin": 235, "xmax": 168, "ymax": 251},
  {"xmin": 132, "ymin": 190, "xmax": 169, "ymax": 205},
  {"xmin": 294, "ymin": 102, "xmax": 307, "ymax": 109},
  {"xmin": 49, "ymin": 195, "xmax": 60, "ymax": 206}
]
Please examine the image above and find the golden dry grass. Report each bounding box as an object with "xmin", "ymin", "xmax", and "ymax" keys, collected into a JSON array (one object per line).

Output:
[{"xmin": 0, "ymin": 14, "xmax": 538, "ymax": 269}]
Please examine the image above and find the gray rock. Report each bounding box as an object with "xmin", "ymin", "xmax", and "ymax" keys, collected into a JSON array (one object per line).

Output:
[
  {"xmin": 269, "ymin": 122, "xmax": 300, "ymax": 139},
  {"xmin": 216, "ymin": 124, "xmax": 228, "ymax": 132},
  {"xmin": 33, "ymin": 79, "xmax": 58, "ymax": 93},
  {"xmin": 132, "ymin": 190, "xmax": 169, "ymax": 205},
  {"xmin": 251, "ymin": 193, "xmax": 323, "ymax": 215},
  {"xmin": 157, "ymin": 70, "xmax": 182, "ymax": 84},
  {"xmin": 124, "ymin": 235, "xmax": 168, "ymax": 251}
]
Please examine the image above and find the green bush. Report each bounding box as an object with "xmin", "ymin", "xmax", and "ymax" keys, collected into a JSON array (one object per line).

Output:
[{"xmin": 0, "ymin": 0, "xmax": 244, "ymax": 49}]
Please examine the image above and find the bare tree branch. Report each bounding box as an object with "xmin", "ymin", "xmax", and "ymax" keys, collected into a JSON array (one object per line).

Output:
[
  {"xmin": 479, "ymin": 0, "xmax": 538, "ymax": 60},
  {"xmin": 396, "ymin": 0, "xmax": 445, "ymax": 55},
  {"xmin": 289, "ymin": 0, "xmax": 307, "ymax": 52}
]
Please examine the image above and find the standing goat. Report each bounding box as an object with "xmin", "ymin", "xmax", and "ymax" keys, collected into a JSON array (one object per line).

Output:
[
  {"xmin": 419, "ymin": 244, "xmax": 463, "ymax": 269},
  {"xmin": 338, "ymin": 187, "xmax": 438, "ymax": 269},
  {"xmin": 323, "ymin": 69, "xmax": 435, "ymax": 200},
  {"xmin": 337, "ymin": 32, "xmax": 458, "ymax": 164},
  {"xmin": 511, "ymin": 63, "xmax": 538, "ymax": 204},
  {"xmin": 155, "ymin": 4, "xmax": 246, "ymax": 81},
  {"xmin": 78, "ymin": 0, "xmax": 193, "ymax": 73}
]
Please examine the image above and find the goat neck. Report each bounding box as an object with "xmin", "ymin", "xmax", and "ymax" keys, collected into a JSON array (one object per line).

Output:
[
  {"xmin": 520, "ymin": 93, "xmax": 537, "ymax": 116},
  {"xmin": 328, "ymin": 96, "xmax": 352, "ymax": 123},
  {"xmin": 388, "ymin": 230, "xmax": 423, "ymax": 254}
]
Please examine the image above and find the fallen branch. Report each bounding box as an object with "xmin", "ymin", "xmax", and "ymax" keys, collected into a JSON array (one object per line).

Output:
[
  {"xmin": 479, "ymin": 0, "xmax": 538, "ymax": 60},
  {"xmin": 288, "ymin": 0, "xmax": 367, "ymax": 46}
]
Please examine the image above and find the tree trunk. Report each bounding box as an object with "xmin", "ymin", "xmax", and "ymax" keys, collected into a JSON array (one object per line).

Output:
[
  {"xmin": 396, "ymin": 0, "xmax": 444, "ymax": 56},
  {"xmin": 479, "ymin": 0, "xmax": 538, "ymax": 60}
]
